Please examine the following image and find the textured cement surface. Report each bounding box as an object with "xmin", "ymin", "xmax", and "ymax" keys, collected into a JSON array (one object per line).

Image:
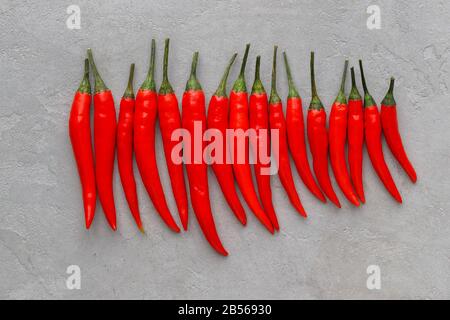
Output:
[{"xmin": 0, "ymin": 0, "xmax": 449, "ymax": 299}]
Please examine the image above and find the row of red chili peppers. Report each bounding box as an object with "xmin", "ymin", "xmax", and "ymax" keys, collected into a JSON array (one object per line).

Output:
[{"xmin": 69, "ymin": 40, "xmax": 417, "ymax": 255}]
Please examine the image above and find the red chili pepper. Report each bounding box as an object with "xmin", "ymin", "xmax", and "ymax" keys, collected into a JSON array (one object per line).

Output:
[
  {"xmin": 307, "ymin": 52, "xmax": 341, "ymax": 208},
  {"xmin": 117, "ymin": 64, "xmax": 144, "ymax": 232},
  {"xmin": 359, "ymin": 60, "xmax": 402, "ymax": 203},
  {"xmin": 69, "ymin": 59, "xmax": 96, "ymax": 229},
  {"xmin": 283, "ymin": 52, "xmax": 326, "ymax": 203},
  {"xmin": 380, "ymin": 78, "xmax": 417, "ymax": 183},
  {"xmin": 87, "ymin": 49, "xmax": 118, "ymax": 230},
  {"xmin": 249, "ymin": 55, "xmax": 279, "ymax": 230},
  {"xmin": 182, "ymin": 52, "xmax": 228, "ymax": 256},
  {"xmin": 158, "ymin": 39, "xmax": 189, "ymax": 230},
  {"xmin": 207, "ymin": 53, "xmax": 247, "ymax": 226},
  {"xmin": 134, "ymin": 40, "xmax": 180, "ymax": 232},
  {"xmin": 269, "ymin": 46, "xmax": 307, "ymax": 217},
  {"xmin": 347, "ymin": 67, "xmax": 366, "ymax": 203},
  {"xmin": 230, "ymin": 44, "xmax": 274, "ymax": 234},
  {"xmin": 329, "ymin": 60, "xmax": 360, "ymax": 207}
]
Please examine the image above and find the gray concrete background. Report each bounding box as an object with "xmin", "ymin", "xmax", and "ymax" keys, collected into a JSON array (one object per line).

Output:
[{"xmin": 0, "ymin": 0, "xmax": 449, "ymax": 299}]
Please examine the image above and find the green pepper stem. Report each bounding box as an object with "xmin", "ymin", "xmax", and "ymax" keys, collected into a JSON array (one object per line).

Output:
[
  {"xmin": 190, "ymin": 51, "xmax": 198, "ymax": 78},
  {"xmin": 84, "ymin": 58, "xmax": 89, "ymax": 78},
  {"xmin": 339, "ymin": 60, "xmax": 349, "ymax": 93},
  {"xmin": 127, "ymin": 64, "xmax": 135, "ymax": 89},
  {"xmin": 359, "ymin": 59, "xmax": 369, "ymax": 93},
  {"xmin": 214, "ymin": 53, "xmax": 237, "ymax": 97},
  {"xmin": 271, "ymin": 46, "xmax": 278, "ymax": 94},
  {"xmin": 310, "ymin": 51, "xmax": 318, "ymax": 97},
  {"xmin": 140, "ymin": 39, "xmax": 156, "ymax": 91},
  {"xmin": 359, "ymin": 60, "xmax": 377, "ymax": 107},
  {"xmin": 185, "ymin": 51, "xmax": 202, "ymax": 91},
  {"xmin": 283, "ymin": 52, "xmax": 300, "ymax": 98},
  {"xmin": 351, "ymin": 67, "xmax": 356, "ymax": 88},
  {"xmin": 87, "ymin": 48, "xmax": 108, "ymax": 93},
  {"xmin": 77, "ymin": 58, "xmax": 91, "ymax": 94},
  {"xmin": 232, "ymin": 44, "xmax": 250, "ymax": 92},
  {"xmin": 163, "ymin": 38, "xmax": 170, "ymax": 82},
  {"xmin": 334, "ymin": 60, "xmax": 348, "ymax": 104},
  {"xmin": 149, "ymin": 39, "xmax": 156, "ymax": 80},
  {"xmin": 349, "ymin": 66, "xmax": 362, "ymax": 100},
  {"xmin": 388, "ymin": 77, "xmax": 395, "ymax": 94},
  {"xmin": 381, "ymin": 77, "xmax": 396, "ymax": 106},
  {"xmin": 123, "ymin": 63, "xmax": 135, "ymax": 99},
  {"xmin": 251, "ymin": 55, "xmax": 265, "ymax": 94},
  {"xmin": 309, "ymin": 51, "xmax": 323, "ymax": 110},
  {"xmin": 269, "ymin": 46, "xmax": 281, "ymax": 104},
  {"xmin": 283, "ymin": 52, "xmax": 293, "ymax": 84},
  {"xmin": 159, "ymin": 38, "xmax": 174, "ymax": 94},
  {"xmin": 255, "ymin": 55, "xmax": 261, "ymax": 81},
  {"xmin": 239, "ymin": 43, "xmax": 250, "ymax": 77}
]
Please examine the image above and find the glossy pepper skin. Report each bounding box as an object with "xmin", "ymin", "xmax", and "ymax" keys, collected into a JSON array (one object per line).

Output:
[
  {"xmin": 380, "ymin": 78, "xmax": 417, "ymax": 183},
  {"xmin": 249, "ymin": 56, "xmax": 279, "ymax": 230},
  {"xmin": 347, "ymin": 67, "xmax": 365, "ymax": 203},
  {"xmin": 307, "ymin": 52, "xmax": 341, "ymax": 208},
  {"xmin": 269, "ymin": 46, "xmax": 307, "ymax": 217},
  {"xmin": 207, "ymin": 53, "xmax": 247, "ymax": 226},
  {"xmin": 87, "ymin": 49, "xmax": 118, "ymax": 230},
  {"xmin": 359, "ymin": 60, "xmax": 402, "ymax": 203},
  {"xmin": 329, "ymin": 61, "xmax": 360, "ymax": 207},
  {"xmin": 182, "ymin": 52, "xmax": 228, "ymax": 256},
  {"xmin": 158, "ymin": 39, "xmax": 189, "ymax": 230},
  {"xmin": 117, "ymin": 64, "xmax": 144, "ymax": 232},
  {"xmin": 283, "ymin": 52, "xmax": 326, "ymax": 203},
  {"xmin": 134, "ymin": 40, "xmax": 180, "ymax": 232},
  {"xmin": 69, "ymin": 59, "xmax": 96, "ymax": 229},
  {"xmin": 229, "ymin": 44, "xmax": 274, "ymax": 234}
]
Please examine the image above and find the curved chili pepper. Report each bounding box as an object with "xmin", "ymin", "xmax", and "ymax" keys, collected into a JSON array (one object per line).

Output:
[
  {"xmin": 230, "ymin": 44, "xmax": 274, "ymax": 234},
  {"xmin": 359, "ymin": 60, "xmax": 402, "ymax": 203},
  {"xmin": 134, "ymin": 40, "xmax": 180, "ymax": 232},
  {"xmin": 381, "ymin": 78, "xmax": 417, "ymax": 183},
  {"xmin": 347, "ymin": 67, "xmax": 365, "ymax": 203},
  {"xmin": 207, "ymin": 53, "xmax": 247, "ymax": 226},
  {"xmin": 249, "ymin": 55, "xmax": 279, "ymax": 230},
  {"xmin": 329, "ymin": 60, "xmax": 360, "ymax": 207},
  {"xmin": 117, "ymin": 64, "xmax": 144, "ymax": 232},
  {"xmin": 182, "ymin": 52, "xmax": 228, "ymax": 256},
  {"xmin": 158, "ymin": 38, "xmax": 189, "ymax": 230},
  {"xmin": 87, "ymin": 49, "xmax": 118, "ymax": 230},
  {"xmin": 69, "ymin": 59, "xmax": 96, "ymax": 229},
  {"xmin": 307, "ymin": 52, "xmax": 341, "ymax": 208},
  {"xmin": 269, "ymin": 46, "xmax": 307, "ymax": 217},
  {"xmin": 283, "ymin": 52, "xmax": 326, "ymax": 203}
]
